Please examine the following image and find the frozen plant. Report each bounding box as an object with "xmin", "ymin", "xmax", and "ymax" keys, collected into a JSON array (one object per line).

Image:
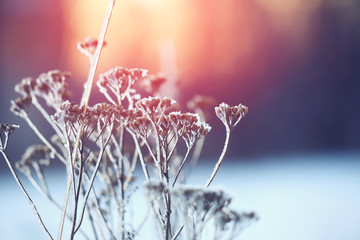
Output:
[
  {"xmin": 0, "ymin": 123, "xmax": 53, "ymax": 239},
  {"xmin": 214, "ymin": 209, "xmax": 258, "ymax": 240},
  {"xmin": 206, "ymin": 103, "xmax": 248, "ymax": 188},
  {"xmin": 0, "ymin": 0, "xmax": 256, "ymax": 240}
]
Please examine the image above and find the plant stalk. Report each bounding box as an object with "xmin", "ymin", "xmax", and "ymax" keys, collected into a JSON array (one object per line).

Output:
[
  {"xmin": 58, "ymin": 0, "xmax": 116, "ymax": 239},
  {"xmin": 1, "ymin": 150, "xmax": 54, "ymax": 240},
  {"xmin": 205, "ymin": 124, "xmax": 231, "ymax": 188}
]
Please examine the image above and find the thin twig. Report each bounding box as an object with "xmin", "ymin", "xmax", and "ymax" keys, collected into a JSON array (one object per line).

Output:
[
  {"xmin": 127, "ymin": 129, "xmax": 150, "ymax": 180},
  {"xmin": 58, "ymin": 1, "xmax": 116, "ymax": 238},
  {"xmin": 84, "ymin": 172, "xmax": 117, "ymax": 240},
  {"xmin": 205, "ymin": 125, "xmax": 231, "ymax": 188},
  {"xmin": 32, "ymin": 97, "xmax": 63, "ymax": 138},
  {"xmin": 23, "ymin": 114, "xmax": 66, "ymax": 165},
  {"xmin": 74, "ymin": 128, "xmax": 113, "ymax": 233},
  {"xmin": 171, "ymin": 225, "xmax": 184, "ymax": 240},
  {"xmin": 172, "ymin": 146, "xmax": 192, "ymax": 188},
  {"xmin": 1, "ymin": 150, "xmax": 54, "ymax": 240},
  {"xmin": 20, "ymin": 170, "xmax": 90, "ymax": 240}
]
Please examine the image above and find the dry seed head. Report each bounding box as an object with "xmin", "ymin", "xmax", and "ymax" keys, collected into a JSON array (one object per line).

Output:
[
  {"xmin": 1, "ymin": 123, "xmax": 20, "ymax": 134},
  {"xmin": 14, "ymin": 71, "xmax": 70, "ymax": 108},
  {"xmin": 135, "ymin": 97, "xmax": 176, "ymax": 117},
  {"xmin": 144, "ymin": 181, "xmax": 168, "ymax": 200},
  {"xmin": 215, "ymin": 102, "xmax": 248, "ymax": 129},
  {"xmin": 169, "ymin": 112, "xmax": 201, "ymax": 133},
  {"xmin": 33, "ymin": 70, "xmax": 71, "ymax": 108},
  {"xmin": 159, "ymin": 97, "xmax": 176, "ymax": 111},
  {"xmin": 180, "ymin": 121, "xmax": 211, "ymax": 148},
  {"xmin": 173, "ymin": 187, "xmax": 231, "ymax": 216},
  {"xmin": 52, "ymin": 101, "xmax": 83, "ymax": 124},
  {"xmin": 97, "ymin": 67, "xmax": 148, "ymax": 98},
  {"xmin": 0, "ymin": 123, "xmax": 19, "ymax": 151},
  {"xmin": 157, "ymin": 115, "xmax": 174, "ymax": 139},
  {"xmin": 135, "ymin": 96, "xmax": 161, "ymax": 115},
  {"xmin": 215, "ymin": 209, "xmax": 258, "ymax": 234},
  {"xmin": 77, "ymin": 37, "xmax": 106, "ymax": 57},
  {"xmin": 128, "ymin": 117, "xmax": 152, "ymax": 138},
  {"xmin": 115, "ymin": 108, "xmax": 142, "ymax": 127},
  {"xmin": 16, "ymin": 145, "xmax": 51, "ymax": 171},
  {"xmin": 10, "ymin": 96, "xmax": 32, "ymax": 116},
  {"xmin": 14, "ymin": 77, "xmax": 36, "ymax": 97},
  {"xmin": 89, "ymin": 103, "xmax": 118, "ymax": 122}
]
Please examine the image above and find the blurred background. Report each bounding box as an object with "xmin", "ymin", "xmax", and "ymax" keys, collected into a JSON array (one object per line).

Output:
[
  {"xmin": 1, "ymin": 0, "xmax": 360, "ymax": 159},
  {"xmin": 1, "ymin": 0, "xmax": 360, "ymax": 239}
]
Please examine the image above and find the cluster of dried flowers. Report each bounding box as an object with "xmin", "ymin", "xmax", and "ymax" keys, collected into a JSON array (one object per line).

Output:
[
  {"xmin": 1, "ymin": 5, "xmax": 256, "ymax": 240},
  {"xmin": 1, "ymin": 62, "xmax": 255, "ymax": 239}
]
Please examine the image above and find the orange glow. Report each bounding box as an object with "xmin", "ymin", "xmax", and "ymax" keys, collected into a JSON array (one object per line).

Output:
[
  {"xmin": 60, "ymin": 0, "xmax": 324, "ymax": 92},
  {"xmin": 61, "ymin": 1, "xmax": 257, "ymax": 85}
]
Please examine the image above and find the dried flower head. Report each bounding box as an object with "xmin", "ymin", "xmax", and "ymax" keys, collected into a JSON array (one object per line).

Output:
[
  {"xmin": 156, "ymin": 114, "xmax": 174, "ymax": 140},
  {"xmin": 181, "ymin": 120, "xmax": 211, "ymax": 148},
  {"xmin": 174, "ymin": 187, "xmax": 230, "ymax": 215},
  {"xmin": 136, "ymin": 97, "xmax": 176, "ymax": 121},
  {"xmin": 89, "ymin": 103, "xmax": 119, "ymax": 125},
  {"xmin": 97, "ymin": 67, "xmax": 148, "ymax": 104},
  {"xmin": 135, "ymin": 97, "xmax": 161, "ymax": 115},
  {"xmin": 33, "ymin": 70, "xmax": 71, "ymax": 107},
  {"xmin": 144, "ymin": 181, "xmax": 168, "ymax": 207},
  {"xmin": 53, "ymin": 101, "xmax": 119, "ymax": 138},
  {"xmin": 128, "ymin": 117, "xmax": 152, "ymax": 139},
  {"xmin": 14, "ymin": 70, "xmax": 71, "ymax": 109},
  {"xmin": 168, "ymin": 112, "xmax": 211, "ymax": 147},
  {"xmin": 16, "ymin": 145, "xmax": 51, "ymax": 174},
  {"xmin": 215, "ymin": 209, "xmax": 258, "ymax": 238},
  {"xmin": 14, "ymin": 77, "xmax": 36, "ymax": 97},
  {"xmin": 173, "ymin": 186, "xmax": 232, "ymax": 239},
  {"xmin": 215, "ymin": 102, "xmax": 248, "ymax": 129},
  {"xmin": 1, "ymin": 123, "xmax": 20, "ymax": 136},
  {"xmin": 10, "ymin": 96, "xmax": 32, "ymax": 117},
  {"xmin": 114, "ymin": 108, "xmax": 142, "ymax": 130},
  {"xmin": 77, "ymin": 37, "xmax": 106, "ymax": 58},
  {"xmin": 52, "ymin": 101, "xmax": 83, "ymax": 125},
  {"xmin": 0, "ymin": 123, "xmax": 20, "ymax": 151}
]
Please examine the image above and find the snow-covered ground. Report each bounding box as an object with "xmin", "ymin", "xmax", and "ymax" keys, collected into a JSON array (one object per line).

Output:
[{"xmin": 1, "ymin": 153, "xmax": 359, "ymax": 240}]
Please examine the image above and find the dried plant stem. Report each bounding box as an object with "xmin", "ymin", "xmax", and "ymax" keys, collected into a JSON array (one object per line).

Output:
[
  {"xmin": 166, "ymin": 134, "xmax": 179, "ymax": 163},
  {"xmin": 70, "ymin": 155, "xmax": 85, "ymax": 240},
  {"xmin": 145, "ymin": 114, "xmax": 162, "ymax": 177},
  {"xmin": 58, "ymin": 1, "xmax": 116, "ymax": 239},
  {"xmin": 164, "ymin": 192, "xmax": 172, "ymax": 240},
  {"xmin": 0, "ymin": 150, "xmax": 53, "ymax": 240},
  {"xmin": 128, "ymin": 129, "xmax": 150, "ymax": 180},
  {"xmin": 116, "ymin": 129, "xmax": 126, "ymax": 240},
  {"xmin": 171, "ymin": 126, "xmax": 231, "ymax": 239},
  {"xmin": 23, "ymin": 114, "xmax": 66, "ymax": 164},
  {"xmin": 188, "ymin": 137, "xmax": 205, "ymax": 173},
  {"xmin": 74, "ymin": 131, "xmax": 112, "ymax": 234},
  {"xmin": 123, "ymin": 148, "xmax": 138, "ymax": 189},
  {"xmin": 84, "ymin": 172, "xmax": 117, "ymax": 239},
  {"xmin": 205, "ymin": 125, "xmax": 231, "ymax": 188},
  {"xmin": 162, "ymin": 150, "xmax": 173, "ymax": 240},
  {"xmin": 171, "ymin": 225, "xmax": 184, "ymax": 240},
  {"xmin": 80, "ymin": 0, "xmax": 116, "ymax": 108},
  {"xmin": 81, "ymin": 185, "xmax": 99, "ymax": 240},
  {"xmin": 31, "ymin": 98, "xmax": 63, "ymax": 138},
  {"xmin": 172, "ymin": 146, "xmax": 192, "ymax": 188},
  {"xmin": 23, "ymin": 172, "xmax": 90, "ymax": 240}
]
